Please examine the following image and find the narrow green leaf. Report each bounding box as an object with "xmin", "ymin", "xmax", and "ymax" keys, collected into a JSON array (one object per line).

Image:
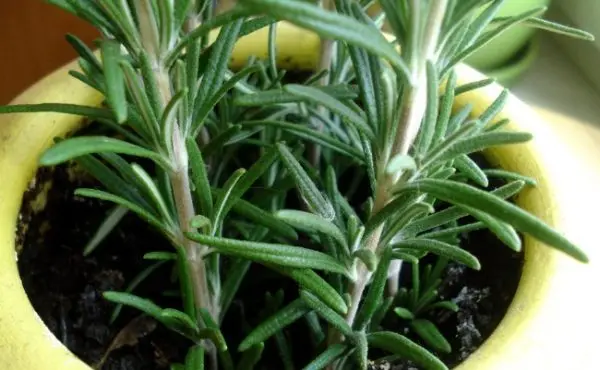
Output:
[
  {"xmin": 402, "ymin": 180, "xmax": 526, "ymax": 236},
  {"xmin": 394, "ymin": 307, "xmax": 415, "ymax": 320},
  {"xmin": 103, "ymin": 291, "xmax": 163, "ymax": 319},
  {"xmin": 446, "ymin": 103, "xmax": 473, "ymax": 135},
  {"xmin": 276, "ymin": 210, "xmax": 347, "ymax": 247},
  {"xmin": 421, "ymin": 120, "xmax": 479, "ymax": 170},
  {"xmin": 454, "ymin": 154, "xmax": 488, "ymax": 187},
  {"xmin": 0, "ymin": 103, "xmax": 113, "ymax": 118},
  {"xmin": 83, "ymin": 206, "xmax": 128, "ymax": 256},
  {"xmin": 193, "ymin": 65, "xmax": 261, "ymax": 134},
  {"xmin": 416, "ymin": 61, "xmax": 440, "ymax": 154},
  {"xmin": 353, "ymin": 330, "xmax": 369, "ymax": 370},
  {"xmin": 66, "ymin": 34, "xmax": 102, "ymax": 72},
  {"xmin": 354, "ymin": 248, "xmax": 392, "ymax": 330},
  {"xmin": 432, "ymin": 71, "xmax": 456, "ymax": 146},
  {"xmin": 40, "ymin": 136, "xmax": 170, "ymax": 169},
  {"xmin": 411, "ymin": 319, "xmax": 451, "ymax": 354},
  {"xmin": 194, "ymin": 19, "xmax": 243, "ymax": 119},
  {"xmin": 239, "ymin": 299, "xmax": 308, "ymax": 351},
  {"xmin": 438, "ymin": 131, "xmax": 532, "ymax": 162},
  {"xmin": 120, "ymin": 61, "xmax": 160, "ymax": 139},
  {"xmin": 131, "ymin": 163, "xmax": 174, "ymax": 224},
  {"xmin": 461, "ymin": 204, "xmax": 522, "ymax": 251},
  {"xmin": 484, "ymin": 169, "xmax": 537, "ymax": 186},
  {"xmin": 187, "ymin": 137, "xmax": 213, "ymax": 218},
  {"xmin": 233, "ymin": 85, "xmax": 357, "ymax": 106},
  {"xmin": 236, "ymin": 343, "xmax": 264, "ymax": 370},
  {"xmin": 498, "ymin": 16, "xmax": 595, "ymax": 41},
  {"xmin": 393, "ymin": 239, "xmax": 481, "ymax": 270},
  {"xmin": 239, "ymin": 0, "xmax": 411, "ymax": 81},
  {"xmin": 278, "ymin": 268, "xmax": 348, "ymax": 315},
  {"xmin": 240, "ymin": 120, "xmax": 364, "ymax": 162},
  {"xmin": 101, "ymin": 39, "xmax": 127, "ymax": 123},
  {"xmin": 300, "ymin": 290, "xmax": 353, "ymax": 337},
  {"xmin": 190, "ymin": 215, "xmax": 211, "ymax": 231},
  {"xmin": 220, "ymin": 259, "xmax": 251, "ymax": 321},
  {"xmin": 454, "ymin": 78, "xmax": 495, "ymax": 96},
  {"xmin": 186, "ymin": 233, "xmax": 348, "ymax": 274},
  {"xmin": 110, "ymin": 260, "xmax": 166, "ymax": 323},
  {"xmin": 185, "ymin": 345, "xmax": 205, "ymax": 370},
  {"xmin": 223, "ymin": 147, "xmax": 279, "ymax": 215},
  {"xmin": 277, "ymin": 143, "xmax": 334, "ymax": 220},
  {"xmin": 212, "ymin": 189, "xmax": 298, "ymax": 240},
  {"xmin": 380, "ymin": 202, "xmax": 435, "ymax": 248},
  {"xmin": 424, "ymin": 301, "xmax": 459, "ymax": 313},
  {"xmin": 212, "ymin": 168, "xmax": 246, "ymax": 234},
  {"xmin": 368, "ymin": 331, "xmax": 448, "ymax": 370},
  {"xmin": 284, "ymin": 84, "xmax": 374, "ymax": 139},
  {"xmin": 405, "ymin": 179, "xmax": 588, "ymax": 262},
  {"xmin": 445, "ymin": 7, "xmax": 545, "ymax": 74},
  {"xmin": 76, "ymin": 155, "xmax": 148, "ymax": 208},
  {"xmin": 303, "ymin": 344, "xmax": 347, "ymax": 370},
  {"xmin": 391, "ymin": 251, "xmax": 420, "ymax": 264},
  {"xmin": 144, "ymin": 251, "xmax": 177, "ymax": 260},
  {"xmin": 160, "ymin": 308, "xmax": 200, "ymax": 336},
  {"xmin": 75, "ymin": 188, "xmax": 167, "ymax": 234},
  {"xmin": 174, "ymin": 0, "xmax": 193, "ymax": 31}
]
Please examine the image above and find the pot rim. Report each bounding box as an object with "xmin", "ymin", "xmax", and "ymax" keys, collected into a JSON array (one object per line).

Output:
[{"xmin": 0, "ymin": 30, "xmax": 597, "ymax": 370}]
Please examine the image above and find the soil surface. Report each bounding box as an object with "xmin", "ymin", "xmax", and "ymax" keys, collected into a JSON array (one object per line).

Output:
[{"xmin": 18, "ymin": 161, "xmax": 523, "ymax": 369}]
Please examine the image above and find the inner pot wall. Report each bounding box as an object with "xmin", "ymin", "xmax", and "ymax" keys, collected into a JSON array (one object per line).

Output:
[{"xmin": 0, "ymin": 27, "xmax": 596, "ymax": 369}]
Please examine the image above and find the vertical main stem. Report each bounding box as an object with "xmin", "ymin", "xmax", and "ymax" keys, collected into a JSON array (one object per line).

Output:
[{"xmin": 340, "ymin": 0, "xmax": 450, "ymax": 346}]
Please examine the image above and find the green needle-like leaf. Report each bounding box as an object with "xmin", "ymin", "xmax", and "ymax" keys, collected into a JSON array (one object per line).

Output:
[
  {"xmin": 40, "ymin": 136, "xmax": 171, "ymax": 169},
  {"xmin": 75, "ymin": 188, "xmax": 168, "ymax": 234},
  {"xmin": 406, "ymin": 179, "xmax": 588, "ymax": 262},
  {"xmin": 284, "ymin": 84, "xmax": 374, "ymax": 139},
  {"xmin": 368, "ymin": 331, "xmax": 448, "ymax": 370},
  {"xmin": 109, "ymin": 260, "xmax": 167, "ymax": 323},
  {"xmin": 239, "ymin": 0, "xmax": 411, "ymax": 81},
  {"xmin": 0, "ymin": 103, "xmax": 113, "ymax": 118},
  {"xmin": 277, "ymin": 143, "xmax": 335, "ymax": 220},
  {"xmin": 303, "ymin": 344, "xmax": 347, "ymax": 370},
  {"xmin": 277, "ymin": 268, "xmax": 348, "ymax": 315},
  {"xmin": 186, "ymin": 233, "xmax": 348, "ymax": 274},
  {"xmin": 393, "ymin": 238, "xmax": 481, "ymax": 270},
  {"xmin": 354, "ymin": 248, "xmax": 392, "ymax": 330},
  {"xmin": 411, "ymin": 319, "xmax": 451, "ymax": 354},
  {"xmin": 187, "ymin": 137, "xmax": 213, "ymax": 218},
  {"xmin": 185, "ymin": 345, "xmax": 205, "ymax": 370},
  {"xmin": 84, "ymin": 205, "xmax": 128, "ymax": 256},
  {"xmin": 236, "ymin": 343, "xmax": 264, "ymax": 370},
  {"xmin": 239, "ymin": 299, "xmax": 308, "ymax": 351},
  {"xmin": 300, "ymin": 290, "xmax": 353, "ymax": 337},
  {"xmin": 394, "ymin": 307, "xmax": 415, "ymax": 320},
  {"xmin": 103, "ymin": 291, "xmax": 163, "ymax": 319},
  {"xmin": 276, "ymin": 210, "xmax": 347, "ymax": 247},
  {"xmin": 101, "ymin": 39, "xmax": 127, "ymax": 123}
]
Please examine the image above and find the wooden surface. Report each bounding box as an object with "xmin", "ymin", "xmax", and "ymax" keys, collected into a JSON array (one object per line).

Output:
[
  {"xmin": 0, "ymin": 1, "xmax": 98, "ymax": 104},
  {"xmin": 0, "ymin": 1, "xmax": 241, "ymax": 105}
]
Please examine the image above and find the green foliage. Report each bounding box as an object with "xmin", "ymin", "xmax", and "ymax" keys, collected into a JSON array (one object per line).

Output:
[{"xmin": 1, "ymin": 0, "xmax": 592, "ymax": 369}]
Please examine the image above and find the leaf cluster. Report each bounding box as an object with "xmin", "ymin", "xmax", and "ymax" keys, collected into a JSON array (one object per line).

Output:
[{"xmin": 0, "ymin": 1, "xmax": 592, "ymax": 369}]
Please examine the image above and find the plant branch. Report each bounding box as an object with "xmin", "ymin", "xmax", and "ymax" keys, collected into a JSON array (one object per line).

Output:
[{"xmin": 341, "ymin": 0, "xmax": 449, "ymax": 338}]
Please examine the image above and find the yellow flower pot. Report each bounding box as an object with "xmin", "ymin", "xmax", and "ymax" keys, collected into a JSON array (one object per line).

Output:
[{"xmin": 0, "ymin": 23, "xmax": 597, "ymax": 370}]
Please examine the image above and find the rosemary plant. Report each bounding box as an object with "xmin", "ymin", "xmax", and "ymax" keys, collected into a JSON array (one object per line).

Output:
[{"xmin": 0, "ymin": 0, "xmax": 593, "ymax": 369}]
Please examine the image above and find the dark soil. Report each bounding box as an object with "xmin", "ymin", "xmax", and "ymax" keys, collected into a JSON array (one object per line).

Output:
[
  {"xmin": 17, "ymin": 160, "xmax": 523, "ymax": 370},
  {"xmin": 18, "ymin": 164, "xmax": 188, "ymax": 370}
]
